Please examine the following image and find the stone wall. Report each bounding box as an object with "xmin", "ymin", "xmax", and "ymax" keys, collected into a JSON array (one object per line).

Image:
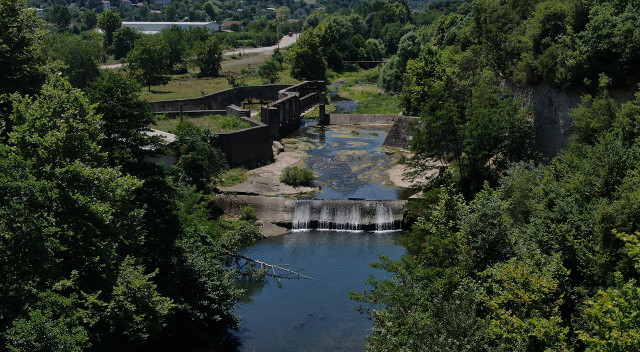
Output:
[{"xmin": 212, "ymin": 116, "xmax": 273, "ymax": 167}]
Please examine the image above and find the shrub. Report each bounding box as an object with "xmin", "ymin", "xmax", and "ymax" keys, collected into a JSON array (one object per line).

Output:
[
  {"xmin": 239, "ymin": 206, "xmax": 257, "ymax": 222},
  {"xmin": 220, "ymin": 116, "xmax": 250, "ymax": 130},
  {"xmin": 280, "ymin": 166, "xmax": 315, "ymax": 187}
]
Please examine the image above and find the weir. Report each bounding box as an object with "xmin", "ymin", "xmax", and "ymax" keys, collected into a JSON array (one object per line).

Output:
[{"xmin": 287, "ymin": 199, "xmax": 404, "ymax": 232}]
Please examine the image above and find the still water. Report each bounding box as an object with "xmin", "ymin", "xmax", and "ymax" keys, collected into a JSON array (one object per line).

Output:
[{"xmin": 235, "ymin": 231, "xmax": 405, "ymax": 351}]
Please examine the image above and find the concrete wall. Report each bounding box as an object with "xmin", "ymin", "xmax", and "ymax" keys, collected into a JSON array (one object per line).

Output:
[
  {"xmin": 261, "ymin": 81, "xmax": 326, "ymax": 139},
  {"xmin": 226, "ymin": 104, "xmax": 250, "ymax": 118},
  {"xmin": 212, "ymin": 116, "xmax": 273, "ymax": 167},
  {"xmin": 158, "ymin": 109, "xmax": 227, "ymax": 118},
  {"xmin": 330, "ymin": 114, "xmax": 400, "ymax": 125},
  {"xmin": 150, "ymin": 85, "xmax": 290, "ymax": 113},
  {"xmin": 383, "ymin": 116, "xmax": 417, "ymax": 149}
]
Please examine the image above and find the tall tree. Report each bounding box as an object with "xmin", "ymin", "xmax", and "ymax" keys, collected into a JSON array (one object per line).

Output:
[
  {"xmin": 98, "ymin": 10, "xmax": 122, "ymax": 48},
  {"xmin": 192, "ymin": 36, "xmax": 223, "ymax": 77},
  {"xmin": 126, "ymin": 36, "xmax": 169, "ymax": 91},
  {"xmin": 47, "ymin": 5, "xmax": 71, "ymax": 32},
  {"xmin": 86, "ymin": 71, "xmax": 157, "ymax": 165},
  {"xmin": 0, "ymin": 0, "xmax": 45, "ymax": 128}
]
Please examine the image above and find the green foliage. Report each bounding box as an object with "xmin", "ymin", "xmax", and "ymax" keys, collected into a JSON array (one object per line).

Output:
[
  {"xmin": 405, "ymin": 47, "xmax": 532, "ymax": 192},
  {"xmin": 0, "ymin": 0, "xmax": 46, "ymax": 122},
  {"xmin": 112, "ymin": 26, "xmax": 141, "ymax": 60},
  {"xmin": 47, "ymin": 5, "xmax": 71, "ymax": 31},
  {"xmin": 126, "ymin": 36, "xmax": 170, "ymax": 91},
  {"xmin": 97, "ymin": 10, "xmax": 121, "ymax": 48},
  {"xmin": 289, "ymin": 32, "xmax": 326, "ymax": 81},
  {"xmin": 239, "ymin": 206, "xmax": 257, "ymax": 222},
  {"xmin": 258, "ymin": 59, "xmax": 281, "ymax": 84},
  {"xmin": 280, "ymin": 166, "xmax": 315, "ymax": 187},
  {"xmin": 101, "ymin": 257, "xmax": 174, "ymax": 349},
  {"xmin": 172, "ymin": 121, "xmax": 227, "ymax": 190},
  {"xmin": 193, "ymin": 36, "xmax": 223, "ymax": 78},
  {"xmin": 578, "ymin": 232, "xmax": 640, "ymax": 351},
  {"xmin": 46, "ymin": 33, "xmax": 102, "ymax": 88},
  {"xmin": 160, "ymin": 25, "xmax": 188, "ymax": 72},
  {"xmin": 86, "ymin": 71, "xmax": 157, "ymax": 165}
]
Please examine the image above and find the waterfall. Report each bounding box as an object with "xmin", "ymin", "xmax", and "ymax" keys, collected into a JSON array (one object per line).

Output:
[
  {"xmin": 375, "ymin": 202, "xmax": 394, "ymax": 232},
  {"xmin": 289, "ymin": 200, "xmax": 402, "ymax": 232},
  {"xmin": 292, "ymin": 203, "xmax": 311, "ymax": 230}
]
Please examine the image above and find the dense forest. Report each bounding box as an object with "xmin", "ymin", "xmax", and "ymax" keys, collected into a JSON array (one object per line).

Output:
[
  {"xmin": 326, "ymin": 0, "xmax": 640, "ymax": 351},
  {"xmin": 0, "ymin": 0, "xmax": 265, "ymax": 350},
  {"xmin": 4, "ymin": 0, "xmax": 640, "ymax": 350}
]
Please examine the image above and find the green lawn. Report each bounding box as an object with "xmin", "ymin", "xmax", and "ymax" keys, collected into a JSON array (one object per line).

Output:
[
  {"xmin": 152, "ymin": 115, "xmax": 251, "ymax": 134},
  {"xmin": 141, "ymin": 51, "xmax": 301, "ymax": 102}
]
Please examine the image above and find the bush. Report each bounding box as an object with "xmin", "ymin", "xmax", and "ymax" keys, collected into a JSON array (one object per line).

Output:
[
  {"xmin": 239, "ymin": 206, "xmax": 257, "ymax": 222},
  {"xmin": 220, "ymin": 116, "xmax": 250, "ymax": 130},
  {"xmin": 280, "ymin": 166, "xmax": 315, "ymax": 187}
]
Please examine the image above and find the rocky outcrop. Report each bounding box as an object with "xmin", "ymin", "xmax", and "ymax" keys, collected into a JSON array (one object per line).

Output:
[{"xmin": 503, "ymin": 81, "xmax": 634, "ymax": 157}]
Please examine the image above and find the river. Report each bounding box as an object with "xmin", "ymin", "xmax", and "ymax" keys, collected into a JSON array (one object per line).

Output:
[{"xmin": 234, "ymin": 123, "xmax": 406, "ymax": 351}]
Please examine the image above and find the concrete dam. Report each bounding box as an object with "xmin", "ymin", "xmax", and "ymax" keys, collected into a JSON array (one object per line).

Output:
[{"xmin": 287, "ymin": 199, "xmax": 405, "ymax": 232}]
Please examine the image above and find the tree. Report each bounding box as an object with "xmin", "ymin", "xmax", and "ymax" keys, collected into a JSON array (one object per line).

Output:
[
  {"xmin": 112, "ymin": 26, "xmax": 141, "ymax": 60},
  {"xmin": 86, "ymin": 71, "xmax": 157, "ymax": 165},
  {"xmin": 98, "ymin": 10, "xmax": 122, "ymax": 48},
  {"xmin": 83, "ymin": 10, "xmax": 97, "ymax": 30},
  {"xmin": 289, "ymin": 32, "xmax": 326, "ymax": 81},
  {"xmin": 172, "ymin": 121, "xmax": 227, "ymax": 190},
  {"xmin": 202, "ymin": 2, "xmax": 216, "ymax": 21},
  {"xmin": 160, "ymin": 25, "xmax": 187, "ymax": 72},
  {"xmin": 47, "ymin": 33, "xmax": 102, "ymax": 88},
  {"xmin": 258, "ymin": 59, "xmax": 280, "ymax": 84},
  {"xmin": 192, "ymin": 36, "xmax": 222, "ymax": 78},
  {"xmin": 47, "ymin": 5, "xmax": 71, "ymax": 32},
  {"xmin": 0, "ymin": 0, "xmax": 45, "ymax": 100},
  {"xmin": 126, "ymin": 36, "xmax": 169, "ymax": 91}
]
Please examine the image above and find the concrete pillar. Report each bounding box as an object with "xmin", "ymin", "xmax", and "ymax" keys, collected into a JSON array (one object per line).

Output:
[{"xmin": 318, "ymin": 104, "xmax": 329, "ymax": 125}]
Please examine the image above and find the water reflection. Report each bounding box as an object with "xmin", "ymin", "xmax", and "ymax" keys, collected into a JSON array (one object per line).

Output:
[{"xmin": 235, "ymin": 231, "xmax": 405, "ymax": 352}]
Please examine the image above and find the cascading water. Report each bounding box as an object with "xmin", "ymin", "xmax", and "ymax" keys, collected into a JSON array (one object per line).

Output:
[
  {"xmin": 292, "ymin": 203, "xmax": 311, "ymax": 230},
  {"xmin": 289, "ymin": 200, "xmax": 401, "ymax": 232},
  {"xmin": 375, "ymin": 202, "xmax": 394, "ymax": 232}
]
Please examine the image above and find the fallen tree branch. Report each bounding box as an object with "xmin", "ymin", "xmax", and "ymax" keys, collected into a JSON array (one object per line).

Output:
[{"xmin": 232, "ymin": 253, "xmax": 314, "ymax": 280}]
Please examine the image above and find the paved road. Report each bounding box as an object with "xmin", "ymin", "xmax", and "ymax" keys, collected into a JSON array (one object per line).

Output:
[
  {"xmin": 100, "ymin": 34, "xmax": 299, "ymax": 69},
  {"xmin": 223, "ymin": 33, "xmax": 300, "ymax": 57}
]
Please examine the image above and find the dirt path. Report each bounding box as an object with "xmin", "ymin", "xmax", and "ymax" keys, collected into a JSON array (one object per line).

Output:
[{"xmin": 223, "ymin": 33, "xmax": 299, "ymax": 57}]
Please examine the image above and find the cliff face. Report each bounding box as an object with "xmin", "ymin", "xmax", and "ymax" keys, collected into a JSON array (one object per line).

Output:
[{"xmin": 503, "ymin": 81, "xmax": 634, "ymax": 157}]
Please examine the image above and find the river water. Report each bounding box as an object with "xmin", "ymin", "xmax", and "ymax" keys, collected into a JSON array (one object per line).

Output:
[{"xmin": 234, "ymin": 123, "xmax": 405, "ymax": 351}]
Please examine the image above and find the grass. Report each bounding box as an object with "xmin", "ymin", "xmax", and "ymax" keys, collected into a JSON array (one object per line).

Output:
[
  {"xmin": 280, "ymin": 166, "xmax": 315, "ymax": 187},
  {"xmin": 152, "ymin": 115, "xmax": 251, "ymax": 134},
  {"xmin": 327, "ymin": 66, "xmax": 402, "ymax": 115},
  {"xmin": 216, "ymin": 168, "xmax": 248, "ymax": 187},
  {"xmin": 141, "ymin": 52, "xmax": 301, "ymax": 102},
  {"xmin": 355, "ymin": 93, "xmax": 401, "ymax": 114}
]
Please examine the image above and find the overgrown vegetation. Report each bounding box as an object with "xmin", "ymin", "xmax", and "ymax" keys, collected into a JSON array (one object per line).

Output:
[
  {"xmin": 280, "ymin": 166, "xmax": 315, "ymax": 187},
  {"xmin": 0, "ymin": 2, "xmax": 263, "ymax": 351},
  {"xmin": 153, "ymin": 115, "xmax": 251, "ymax": 134}
]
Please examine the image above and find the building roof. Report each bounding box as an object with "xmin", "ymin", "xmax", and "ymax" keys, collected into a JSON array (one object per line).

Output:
[{"xmin": 122, "ymin": 21, "xmax": 215, "ymax": 25}]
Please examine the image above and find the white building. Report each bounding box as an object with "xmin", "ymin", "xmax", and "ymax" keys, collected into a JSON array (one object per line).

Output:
[
  {"xmin": 102, "ymin": 1, "xmax": 110, "ymax": 10},
  {"xmin": 154, "ymin": 0, "xmax": 170, "ymax": 6},
  {"xmin": 121, "ymin": 21, "xmax": 220, "ymax": 34}
]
